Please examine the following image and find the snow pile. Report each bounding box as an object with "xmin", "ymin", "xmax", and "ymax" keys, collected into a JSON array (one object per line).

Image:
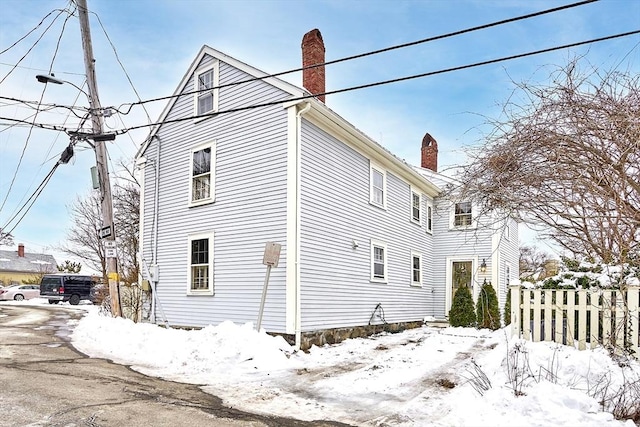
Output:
[{"xmin": 69, "ymin": 309, "xmax": 639, "ymax": 426}]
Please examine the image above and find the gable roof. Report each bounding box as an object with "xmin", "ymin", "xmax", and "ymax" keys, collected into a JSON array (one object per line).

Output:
[
  {"xmin": 136, "ymin": 44, "xmax": 442, "ymax": 197},
  {"xmin": 0, "ymin": 250, "xmax": 57, "ymax": 274},
  {"xmin": 136, "ymin": 45, "xmax": 307, "ymax": 158}
]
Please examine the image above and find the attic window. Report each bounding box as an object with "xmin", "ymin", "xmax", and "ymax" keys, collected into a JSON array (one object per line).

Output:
[{"xmin": 194, "ymin": 62, "xmax": 219, "ymax": 117}]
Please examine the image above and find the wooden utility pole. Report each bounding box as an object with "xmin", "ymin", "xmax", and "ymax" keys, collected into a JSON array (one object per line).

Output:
[{"xmin": 77, "ymin": 0, "xmax": 121, "ymax": 317}]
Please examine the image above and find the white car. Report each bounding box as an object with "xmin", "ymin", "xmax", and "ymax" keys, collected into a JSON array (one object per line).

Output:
[{"xmin": 0, "ymin": 284, "xmax": 41, "ymax": 301}]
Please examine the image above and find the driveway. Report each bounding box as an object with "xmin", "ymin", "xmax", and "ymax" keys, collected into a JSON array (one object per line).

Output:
[{"xmin": 0, "ymin": 304, "xmax": 350, "ymax": 427}]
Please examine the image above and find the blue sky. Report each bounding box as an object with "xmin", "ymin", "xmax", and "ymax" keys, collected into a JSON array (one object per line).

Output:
[{"xmin": 0, "ymin": 0, "xmax": 638, "ymax": 267}]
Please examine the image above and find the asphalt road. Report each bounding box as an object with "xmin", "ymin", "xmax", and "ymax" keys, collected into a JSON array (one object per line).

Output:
[{"xmin": 0, "ymin": 304, "xmax": 350, "ymax": 427}]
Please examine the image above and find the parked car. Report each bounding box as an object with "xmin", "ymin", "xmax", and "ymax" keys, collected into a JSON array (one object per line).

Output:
[
  {"xmin": 0, "ymin": 284, "xmax": 41, "ymax": 301},
  {"xmin": 39, "ymin": 274, "xmax": 98, "ymax": 305}
]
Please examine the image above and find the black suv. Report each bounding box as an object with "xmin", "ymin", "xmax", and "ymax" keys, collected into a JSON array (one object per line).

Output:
[{"xmin": 40, "ymin": 274, "xmax": 97, "ymax": 305}]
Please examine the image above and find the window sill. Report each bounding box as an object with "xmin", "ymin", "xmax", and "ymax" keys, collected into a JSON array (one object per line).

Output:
[
  {"xmin": 410, "ymin": 282, "xmax": 423, "ymax": 288},
  {"xmin": 193, "ymin": 110, "xmax": 217, "ymax": 123},
  {"xmin": 188, "ymin": 198, "xmax": 215, "ymax": 208},
  {"xmin": 448, "ymin": 224, "xmax": 477, "ymax": 231},
  {"xmin": 186, "ymin": 290, "xmax": 215, "ymax": 296},
  {"xmin": 410, "ymin": 218, "xmax": 421, "ymax": 226},
  {"xmin": 369, "ymin": 201, "xmax": 387, "ymax": 211},
  {"xmin": 370, "ymin": 278, "xmax": 388, "ymax": 284}
]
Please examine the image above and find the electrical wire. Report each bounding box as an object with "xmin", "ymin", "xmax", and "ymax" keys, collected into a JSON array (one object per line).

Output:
[
  {"xmin": 115, "ymin": 0, "xmax": 600, "ymax": 113},
  {"xmin": 0, "ymin": 5, "xmax": 76, "ymax": 215},
  {"xmin": 117, "ymin": 29, "xmax": 640, "ymax": 135},
  {"xmin": 91, "ymin": 10, "xmax": 153, "ymax": 125},
  {"xmin": 0, "ymin": 156, "xmax": 63, "ymax": 236},
  {"xmin": 0, "ymin": 95, "xmax": 88, "ymax": 117},
  {"xmin": 0, "ymin": 4, "xmax": 73, "ymax": 84}
]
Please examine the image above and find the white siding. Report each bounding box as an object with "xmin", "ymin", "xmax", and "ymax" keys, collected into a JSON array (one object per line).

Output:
[
  {"xmin": 140, "ymin": 55, "xmax": 292, "ymax": 332},
  {"xmin": 431, "ymin": 197, "xmax": 494, "ymax": 318},
  {"xmin": 298, "ymin": 121, "xmax": 434, "ymax": 331}
]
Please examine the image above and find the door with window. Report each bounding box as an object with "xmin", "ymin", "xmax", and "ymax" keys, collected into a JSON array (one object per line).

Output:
[{"xmin": 451, "ymin": 261, "xmax": 472, "ymax": 303}]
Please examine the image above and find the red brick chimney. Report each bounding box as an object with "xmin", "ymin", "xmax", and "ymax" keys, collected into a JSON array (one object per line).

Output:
[
  {"xmin": 18, "ymin": 243, "xmax": 25, "ymax": 257},
  {"xmin": 302, "ymin": 29, "xmax": 325, "ymax": 103},
  {"xmin": 421, "ymin": 133, "xmax": 438, "ymax": 172}
]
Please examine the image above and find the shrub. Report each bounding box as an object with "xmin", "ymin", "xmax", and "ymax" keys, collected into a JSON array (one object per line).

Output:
[
  {"xmin": 561, "ymin": 255, "xmax": 581, "ymax": 271},
  {"xmin": 449, "ymin": 286, "xmax": 476, "ymax": 327},
  {"xmin": 476, "ymin": 281, "xmax": 501, "ymax": 330},
  {"xmin": 504, "ymin": 288, "xmax": 512, "ymax": 326}
]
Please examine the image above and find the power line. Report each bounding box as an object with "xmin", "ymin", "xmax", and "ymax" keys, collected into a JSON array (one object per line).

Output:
[
  {"xmin": 116, "ymin": 0, "xmax": 600, "ymax": 113},
  {"xmin": 0, "ymin": 6, "xmax": 77, "ymax": 215},
  {"xmin": 0, "ymin": 4, "xmax": 74, "ymax": 84},
  {"xmin": 118, "ymin": 30, "xmax": 640, "ymax": 135}
]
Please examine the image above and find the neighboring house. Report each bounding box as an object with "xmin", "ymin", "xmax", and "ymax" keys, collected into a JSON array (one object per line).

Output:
[
  {"xmin": 0, "ymin": 244, "xmax": 57, "ymax": 286},
  {"xmin": 136, "ymin": 29, "xmax": 518, "ymax": 349}
]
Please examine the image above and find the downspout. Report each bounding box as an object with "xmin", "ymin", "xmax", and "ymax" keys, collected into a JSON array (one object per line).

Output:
[
  {"xmin": 150, "ymin": 135, "xmax": 161, "ymax": 323},
  {"xmin": 295, "ymin": 102, "xmax": 311, "ymax": 350}
]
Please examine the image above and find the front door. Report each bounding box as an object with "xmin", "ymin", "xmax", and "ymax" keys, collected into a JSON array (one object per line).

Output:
[{"xmin": 451, "ymin": 261, "xmax": 472, "ymax": 301}]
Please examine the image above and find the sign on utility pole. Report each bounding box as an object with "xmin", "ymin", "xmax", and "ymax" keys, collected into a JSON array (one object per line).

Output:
[
  {"xmin": 256, "ymin": 242, "xmax": 281, "ymax": 331},
  {"xmin": 77, "ymin": 0, "xmax": 121, "ymax": 317}
]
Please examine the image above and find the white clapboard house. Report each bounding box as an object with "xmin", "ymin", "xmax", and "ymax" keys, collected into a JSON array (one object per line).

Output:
[{"xmin": 136, "ymin": 29, "xmax": 519, "ymax": 349}]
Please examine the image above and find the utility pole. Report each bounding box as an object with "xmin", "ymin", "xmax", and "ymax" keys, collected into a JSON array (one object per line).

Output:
[{"xmin": 77, "ymin": 0, "xmax": 121, "ymax": 317}]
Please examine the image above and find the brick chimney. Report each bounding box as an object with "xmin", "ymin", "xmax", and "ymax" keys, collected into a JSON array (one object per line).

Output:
[
  {"xmin": 421, "ymin": 133, "xmax": 438, "ymax": 172},
  {"xmin": 18, "ymin": 243, "xmax": 25, "ymax": 257},
  {"xmin": 302, "ymin": 29, "xmax": 325, "ymax": 103}
]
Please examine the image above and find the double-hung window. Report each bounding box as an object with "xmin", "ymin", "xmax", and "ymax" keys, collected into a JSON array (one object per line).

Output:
[
  {"xmin": 453, "ymin": 201, "xmax": 472, "ymax": 227},
  {"xmin": 370, "ymin": 240, "xmax": 387, "ymax": 282},
  {"xmin": 411, "ymin": 190, "xmax": 421, "ymax": 224},
  {"xmin": 370, "ymin": 163, "xmax": 386, "ymax": 208},
  {"xmin": 190, "ymin": 142, "xmax": 215, "ymax": 205},
  {"xmin": 426, "ymin": 201, "xmax": 433, "ymax": 233},
  {"xmin": 188, "ymin": 232, "xmax": 214, "ymax": 295},
  {"xmin": 411, "ymin": 251, "xmax": 422, "ymax": 286},
  {"xmin": 194, "ymin": 62, "xmax": 219, "ymax": 117}
]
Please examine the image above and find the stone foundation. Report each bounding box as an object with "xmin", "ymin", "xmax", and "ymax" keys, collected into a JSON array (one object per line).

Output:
[{"xmin": 272, "ymin": 321, "xmax": 425, "ymax": 351}]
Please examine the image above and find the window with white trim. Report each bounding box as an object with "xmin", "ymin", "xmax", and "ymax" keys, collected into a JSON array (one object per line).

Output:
[
  {"xmin": 188, "ymin": 232, "xmax": 214, "ymax": 295},
  {"xmin": 426, "ymin": 201, "xmax": 433, "ymax": 233},
  {"xmin": 505, "ymin": 262, "xmax": 511, "ymax": 287},
  {"xmin": 370, "ymin": 164, "xmax": 386, "ymax": 208},
  {"xmin": 504, "ymin": 219, "xmax": 511, "ymax": 241},
  {"xmin": 194, "ymin": 63, "xmax": 219, "ymax": 116},
  {"xmin": 453, "ymin": 201, "xmax": 472, "ymax": 227},
  {"xmin": 370, "ymin": 240, "xmax": 388, "ymax": 282},
  {"xmin": 189, "ymin": 142, "xmax": 215, "ymax": 205},
  {"xmin": 411, "ymin": 190, "xmax": 421, "ymax": 224},
  {"xmin": 411, "ymin": 251, "xmax": 422, "ymax": 286}
]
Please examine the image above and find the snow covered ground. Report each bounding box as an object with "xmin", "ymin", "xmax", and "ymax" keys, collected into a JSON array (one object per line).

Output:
[{"xmin": 4, "ymin": 299, "xmax": 639, "ymax": 426}]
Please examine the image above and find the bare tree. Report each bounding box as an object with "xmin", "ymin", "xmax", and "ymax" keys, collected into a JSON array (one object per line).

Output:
[
  {"xmin": 60, "ymin": 163, "xmax": 140, "ymax": 289},
  {"xmin": 113, "ymin": 180, "xmax": 139, "ymax": 286},
  {"xmin": 458, "ymin": 58, "xmax": 639, "ymax": 266},
  {"xmin": 519, "ymin": 245, "xmax": 551, "ymax": 278},
  {"xmin": 59, "ymin": 190, "xmax": 107, "ymax": 283}
]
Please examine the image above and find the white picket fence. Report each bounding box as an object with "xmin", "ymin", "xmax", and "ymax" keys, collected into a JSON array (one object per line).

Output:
[{"xmin": 510, "ymin": 285, "xmax": 640, "ymax": 357}]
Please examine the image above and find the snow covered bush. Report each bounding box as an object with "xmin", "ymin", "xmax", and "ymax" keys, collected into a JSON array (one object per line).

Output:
[
  {"xmin": 449, "ymin": 286, "xmax": 476, "ymax": 327},
  {"xmin": 504, "ymin": 287, "xmax": 511, "ymax": 326},
  {"xmin": 476, "ymin": 280, "xmax": 500, "ymax": 330}
]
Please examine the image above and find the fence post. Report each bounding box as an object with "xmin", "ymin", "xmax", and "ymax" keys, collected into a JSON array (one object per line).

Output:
[
  {"xmin": 555, "ymin": 290, "xmax": 564, "ymax": 344},
  {"xmin": 544, "ymin": 289, "xmax": 552, "ymax": 341},
  {"xmin": 603, "ymin": 291, "xmax": 612, "ymax": 349},
  {"xmin": 578, "ymin": 289, "xmax": 587, "ymax": 350},
  {"xmin": 615, "ymin": 290, "xmax": 625, "ymax": 352},
  {"xmin": 533, "ymin": 290, "xmax": 541, "ymax": 342},
  {"xmin": 510, "ymin": 285, "xmax": 521, "ymax": 338},
  {"xmin": 590, "ymin": 289, "xmax": 600, "ymax": 349},
  {"xmin": 566, "ymin": 289, "xmax": 575, "ymax": 346},
  {"xmin": 523, "ymin": 288, "xmax": 531, "ymax": 340},
  {"xmin": 628, "ymin": 286, "xmax": 639, "ymax": 357}
]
